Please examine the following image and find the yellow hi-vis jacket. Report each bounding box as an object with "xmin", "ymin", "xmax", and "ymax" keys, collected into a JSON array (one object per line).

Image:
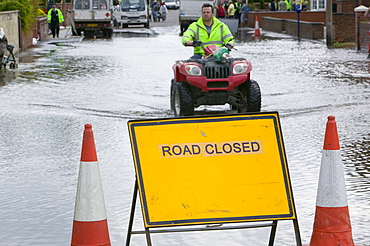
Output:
[
  {"xmin": 182, "ymin": 17, "xmax": 234, "ymax": 56},
  {"xmin": 47, "ymin": 8, "xmax": 64, "ymax": 23},
  {"xmin": 285, "ymin": 0, "xmax": 292, "ymax": 10}
]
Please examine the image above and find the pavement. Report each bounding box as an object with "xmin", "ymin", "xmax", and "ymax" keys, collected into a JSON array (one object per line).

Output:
[{"xmin": 41, "ymin": 26, "xmax": 83, "ymax": 44}]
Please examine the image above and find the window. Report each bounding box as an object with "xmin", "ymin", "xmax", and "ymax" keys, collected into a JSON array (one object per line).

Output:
[
  {"xmin": 93, "ymin": 0, "xmax": 107, "ymax": 9},
  {"xmin": 310, "ymin": 0, "xmax": 325, "ymax": 11},
  {"xmin": 75, "ymin": 0, "xmax": 90, "ymax": 9},
  {"xmin": 121, "ymin": 0, "xmax": 145, "ymax": 11}
]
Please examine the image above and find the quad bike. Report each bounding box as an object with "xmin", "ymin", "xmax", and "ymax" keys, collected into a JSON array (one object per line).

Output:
[{"xmin": 170, "ymin": 42, "xmax": 261, "ymax": 116}]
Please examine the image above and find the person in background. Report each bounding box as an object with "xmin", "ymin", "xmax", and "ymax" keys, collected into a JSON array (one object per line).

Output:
[
  {"xmin": 151, "ymin": 1, "xmax": 160, "ymax": 22},
  {"xmin": 217, "ymin": 2, "xmax": 227, "ymax": 18},
  {"xmin": 285, "ymin": 0, "xmax": 292, "ymax": 11},
  {"xmin": 0, "ymin": 28, "xmax": 8, "ymax": 44},
  {"xmin": 234, "ymin": 0, "xmax": 242, "ymax": 21},
  {"xmin": 302, "ymin": 0, "xmax": 307, "ymax": 11},
  {"xmin": 159, "ymin": 2, "xmax": 168, "ymax": 21},
  {"xmin": 0, "ymin": 28, "xmax": 8, "ymax": 63},
  {"xmin": 182, "ymin": 3, "xmax": 234, "ymax": 59},
  {"xmin": 47, "ymin": 5, "xmax": 64, "ymax": 38},
  {"xmin": 239, "ymin": 2, "xmax": 250, "ymax": 27},
  {"xmin": 269, "ymin": 0, "xmax": 276, "ymax": 11},
  {"xmin": 278, "ymin": 0, "xmax": 287, "ymax": 11},
  {"xmin": 227, "ymin": 0, "xmax": 235, "ymax": 19},
  {"xmin": 223, "ymin": 0, "xmax": 229, "ymax": 12}
]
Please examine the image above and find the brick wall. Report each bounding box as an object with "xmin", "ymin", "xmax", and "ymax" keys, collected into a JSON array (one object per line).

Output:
[
  {"xmin": 359, "ymin": 16, "xmax": 370, "ymax": 51},
  {"xmin": 261, "ymin": 17, "xmax": 285, "ymax": 33},
  {"xmin": 262, "ymin": 17, "xmax": 324, "ymax": 39},
  {"xmin": 336, "ymin": 0, "xmax": 356, "ymax": 13},
  {"xmin": 20, "ymin": 17, "xmax": 49, "ymax": 50},
  {"xmin": 359, "ymin": 21, "xmax": 370, "ymax": 51},
  {"xmin": 35, "ymin": 17, "xmax": 49, "ymax": 41},
  {"xmin": 285, "ymin": 19, "xmax": 325, "ymax": 39},
  {"xmin": 249, "ymin": 11, "xmax": 355, "ymax": 42},
  {"xmin": 246, "ymin": 11, "xmax": 326, "ymax": 29},
  {"xmin": 333, "ymin": 13, "xmax": 355, "ymax": 42}
]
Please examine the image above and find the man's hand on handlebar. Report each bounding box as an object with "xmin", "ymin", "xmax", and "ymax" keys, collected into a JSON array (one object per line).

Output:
[
  {"xmin": 225, "ymin": 43, "xmax": 234, "ymax": 49},
  {"xmin": 185, "ymin": 41, "xmax": 202, "ymax": 47}
]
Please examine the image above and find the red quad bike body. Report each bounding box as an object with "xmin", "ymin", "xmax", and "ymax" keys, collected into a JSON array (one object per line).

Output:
[{"xmin": 170, "ymin": 45, "xmax": 261, "ymax": 116}]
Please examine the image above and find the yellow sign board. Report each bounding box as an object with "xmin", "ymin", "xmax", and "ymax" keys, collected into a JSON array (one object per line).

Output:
[{"xmin": 128, "ymin": 112, "xmax": 296, "ymax": 228}]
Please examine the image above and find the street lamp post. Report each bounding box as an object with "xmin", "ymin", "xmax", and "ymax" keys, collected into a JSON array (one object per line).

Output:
[{"xmin": 295, "ymin": 0, "xmax": 302, "ymax": 41}]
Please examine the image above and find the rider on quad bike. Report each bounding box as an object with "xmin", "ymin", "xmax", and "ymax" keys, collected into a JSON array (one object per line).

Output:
[{"xmin": 170, "ymin": 3, "xmax": 261, "ymax": 116}]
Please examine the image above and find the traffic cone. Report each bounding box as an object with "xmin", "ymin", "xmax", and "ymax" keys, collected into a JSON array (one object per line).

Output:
[
  {"xmin": 71, "ymin": 124, "xmax": 111, "ymax": 246},
  {"xmin": 254, "ymin": 16, "xmax": 261, "ymax": 37},
  {"xmin": 309, "ymin": 116, "xmax": 354, "ymax": 246}
]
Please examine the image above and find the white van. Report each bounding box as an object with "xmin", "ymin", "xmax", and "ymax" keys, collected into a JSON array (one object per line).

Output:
[
  {"xmin": 113, "ymin": 0, "xmax": 150, "ymax": 28},
  {"xmin": 72, "ymin": 0, "xmax": 114, "ymax": 37}
]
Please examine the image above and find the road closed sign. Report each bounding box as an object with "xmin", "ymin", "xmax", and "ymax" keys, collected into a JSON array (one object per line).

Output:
[{"xmin": 128, "ymin": 112, "xmax": 297, "ymax": 228}]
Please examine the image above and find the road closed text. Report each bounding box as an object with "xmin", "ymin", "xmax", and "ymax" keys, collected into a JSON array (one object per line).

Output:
[{"xmin": 159, "ymin": 141, "xmax": 263, "ymax": 157}]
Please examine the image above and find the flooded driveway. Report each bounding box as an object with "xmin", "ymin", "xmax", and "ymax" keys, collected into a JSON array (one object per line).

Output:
[{"xmin": 0, "ymin": 22, "xmax": 369, "ymax": 245}]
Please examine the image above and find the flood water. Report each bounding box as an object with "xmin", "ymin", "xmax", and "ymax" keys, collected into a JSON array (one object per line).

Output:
[{"xmin": 0, "ymin": 24, "xmax": 369, "ymax": 246}]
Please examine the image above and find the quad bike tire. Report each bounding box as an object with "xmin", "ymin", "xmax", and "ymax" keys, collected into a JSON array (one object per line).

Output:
[
  {"xmin": 171, "ymin": 81, "xmax": 194, "ymax": 116},
  {"xmin": 238, "ymin": 79, "xmax": 262, "ymax": 113}
]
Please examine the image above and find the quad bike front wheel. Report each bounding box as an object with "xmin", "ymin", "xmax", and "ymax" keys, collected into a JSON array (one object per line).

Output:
[
  {"xmin": 171, "ymin": 81, "xmax": 194, "ymax": 116},
  {"xmin": 238, "ymin": 79, "xmax": 262, "ymax": 113}
]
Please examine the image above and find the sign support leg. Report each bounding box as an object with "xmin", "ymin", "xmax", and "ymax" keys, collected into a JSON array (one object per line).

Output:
[
  {"xmin": 145, "ymin": 227, "xmax": 152, "ymax": 246},
  {"xmin": 268, "ymin": 220, "xmax": 278, "ymax": 246},
  {"xmin": 125, "ymin": 179, "xmax": 139, "ymax": 246},
  {"xmin": 293, "ymin": 219, "xmax": 302, "ymax": 246}
]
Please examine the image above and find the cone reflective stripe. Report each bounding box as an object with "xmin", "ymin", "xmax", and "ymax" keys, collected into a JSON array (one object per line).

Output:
[
  {"xmin": 254, "ymin": 16, "xmax": 261, "ymax": 36},
  {"xmin": 309, "ymin": 116, "xmax": 354, "ymax": 246},
  {"xmin": 71, "ymin": 124, "xmax": 111, "ymax": 246}
]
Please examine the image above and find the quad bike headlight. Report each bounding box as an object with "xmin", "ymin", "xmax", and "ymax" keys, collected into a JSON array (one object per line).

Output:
[
  {"xmin": 185, "ymin": 65, "xmax": 202, "ymax": 76},
  {"xmin": 233, "ymin": 63, "xmax": 248, "ymax": 74}
]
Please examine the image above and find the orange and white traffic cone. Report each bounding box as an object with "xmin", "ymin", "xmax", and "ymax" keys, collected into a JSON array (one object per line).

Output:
[
  {"xmin": 309, "ymin": 116, "xmax": 354, "ymax": 246},
  {"xmin": 254, "ymin": 16, "xmax": 261, "ymax": 37},
  {"xmin": 71, "ymin": 124, "xmax": 111, "ymax": 246}
]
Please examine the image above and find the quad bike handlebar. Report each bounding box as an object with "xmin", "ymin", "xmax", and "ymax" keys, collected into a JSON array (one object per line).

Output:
[
  {"xmin": 192, "ymin": 40, "xmax": 203, "ymax": 47},
  {"xmin": 187, "ymin": 40, "xmax": 236, "ymax": 50}
]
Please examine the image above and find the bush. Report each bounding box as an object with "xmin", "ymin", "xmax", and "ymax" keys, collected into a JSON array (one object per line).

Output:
[
  {"xmin": 259, "ymin": 0, "xmax": 265, "ymax": 9},
  {"xmin": 0, "ymin": 0, "xmax": 40, "ymax": 32}
]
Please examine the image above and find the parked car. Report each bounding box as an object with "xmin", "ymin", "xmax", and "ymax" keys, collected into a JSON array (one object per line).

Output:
[{"xmin": 165, "ymin": 0, "xmax": 180, "ymax": 9}]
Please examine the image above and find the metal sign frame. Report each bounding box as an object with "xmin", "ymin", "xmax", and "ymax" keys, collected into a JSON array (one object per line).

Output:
[{"xmin": 126, "ymin": 112, "xmax": 302, "ymax": 245}]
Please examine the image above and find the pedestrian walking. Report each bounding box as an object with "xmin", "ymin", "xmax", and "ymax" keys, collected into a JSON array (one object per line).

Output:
[
  {"xmin": 47, "ymin": 5, "xmax": 64, "ymax": 38},
  {"xmin": 239, "ymin": 2, "xmax": 250, "ymax": 27}
]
